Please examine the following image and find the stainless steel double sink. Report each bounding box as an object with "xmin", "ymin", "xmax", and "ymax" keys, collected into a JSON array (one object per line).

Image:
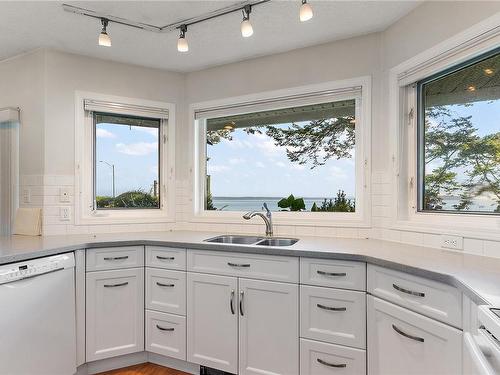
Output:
[{"xmin": 204, "ymin": 235, "xmax": 299, "ymax": 247}]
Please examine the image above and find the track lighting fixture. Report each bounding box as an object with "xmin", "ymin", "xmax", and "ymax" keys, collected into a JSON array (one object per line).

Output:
[
  {"xmin": 241, "ymin": 5, "xmax": 254, "ymax": 38},
  {"xmin": 177, "ymin": 24, "xmax": 189, "ymax": 52},
  {"xmin": 98, "ymin": 18, "xmax": 111, "ymax": 47},
  {"xmin": 299, "ymin": 0, "xmax": 313, "ymax": 22}
]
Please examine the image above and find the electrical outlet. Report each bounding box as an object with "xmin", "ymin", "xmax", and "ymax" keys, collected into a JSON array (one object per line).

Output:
[
  {"xmin": 59, "ymin": 187, "xmax": 71, "ymax": 203},
  {"xmin": 60, "ymin": 207, "xmax": 71, "ymax": 221},
  {"xmin": 22, "ymin": 188, "xmax": 31, "ymax": 203},
  {"xmin": 441, "ymin": 235, "xmax": 463, "ymax": 250}
]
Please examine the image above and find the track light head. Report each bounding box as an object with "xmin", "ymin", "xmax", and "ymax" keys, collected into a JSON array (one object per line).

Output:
[
  {"xmin": 177, "ymin": 24, "xmax": 189, "ymax": 52},
  {"xmin": 241, "ymin": 5, "xmax": 254, "ymax": 38},
  {"xmin": 300, "ymin": 0, "xmax": 313, "ymax": 22},
  {"xmin": 98, "ymin": 18, "xmax": 111, "ymax": 47}
]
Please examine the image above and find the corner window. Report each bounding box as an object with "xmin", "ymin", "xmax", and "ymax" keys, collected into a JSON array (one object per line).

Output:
[
  {"xmin": 417, "ymin": 48, "xmax": 500, "ymax": 214},
  {"xmin": 94, "ymin": 113, "xmax": 161, "ymax": 209},
  {"xmin": 201, "ymin": 97, "xmax": 360, "ymax": 213}
]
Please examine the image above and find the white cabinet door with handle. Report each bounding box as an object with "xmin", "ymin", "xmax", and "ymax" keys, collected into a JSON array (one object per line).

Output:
[
  {"xmin": 187, "ymin": 273, "xmax": 238, "ymax": 374},
  {"xmin": 367, "ymin": 295, "xmax": 462, "ymax": 375},
  {"xmin": 86, "ymin": 268, "xmax": 144, "ymax": 361},
  {"xmin": 239, "ymin": 278, "xmax": 299, "ymax": 375}
]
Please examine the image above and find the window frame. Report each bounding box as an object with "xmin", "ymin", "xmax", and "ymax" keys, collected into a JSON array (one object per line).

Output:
[
  {"xmin": 189, "ymin": 77, "xmax": 372, "ymax": 227},
  {"xmin": 388, "ymin": 14, "xmax": 500, "ymax": 238},
  {"xmin": 75, "ymin": 91, "xmax": 175, "ymax": 225},
  {"xmin": 92, "ymin": 112, "xmax": 162, "ymax": 211},
  {"xmin": 416, "ymin": 46, "xmax": 500, "ymax": 216}
]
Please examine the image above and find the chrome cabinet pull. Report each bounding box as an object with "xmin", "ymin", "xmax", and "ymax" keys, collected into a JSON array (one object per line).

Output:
[
  {"xmin": 103, "ymin": 256, "xmax": 129, "ymax": 261},
  {"xmin": 156, "ymin": 282, "xmax": 175, "ymax": 287},
  {"xmin": 317, "ymin": 358, "xmax": 347, "ymax": 368},
  {"xmin": 228, "ymin": 262, "xmax": 251, "ymax": 268},
  {"xmin": 104, "ymin": 281, "xmax": 128, "ymax": 288},
  {"xmin": 392, "ymin": 283, "xmax": 425, "ymax": 297},
  {"xmin": 230, "ymin": 289, "xmax": 235, "ymax": 315},
  {"xmin": 317, "ymin": 270, "xmax": 347, "ymax": 277},
  {"xmin": 392, "ymin": 324, "xmax": 424, "ymax": 342},
  {"xmin": 317, "ymin": 303, "xmax": 347, "ymax": 312},
  {"xmin": 156, "ymin": 324, "xmax": 174, "ymax": 331},
  {"xmin": 239, "ymin": 290, "xmax": 244, "ymax": 316},
  {"xmin": 156, "ymin": 256, "xmax": 175, "ymax": 261}
]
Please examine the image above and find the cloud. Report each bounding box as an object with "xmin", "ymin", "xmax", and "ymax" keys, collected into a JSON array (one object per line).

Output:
[
  {"xmin": 208, "ymin": 165, "xmax": 231, "ymax": 174},
  {"xmin": 255, "ymin": 162, "xmax": 265, "ymax": 168},
  {"xmin": 116, "ymin": 142, "xmax": 158, "ymax": 156},
  {"xmin": 275, "ymin": 161, "xmax": 286, "ymax": 168},
  {"xmin": 328, "ymin": 165, "xmax": 348, "ymax": 180},
  {"xmin": 228, "ymin": 158, "xmax": 245, "ymax": 165},
  {"xmin": 96, "ymin": 129, "xmax": 116, "ymax": 138},
  {"xmin": 132, "ymin": 126, "xmax": 159, "ymax": 138}
]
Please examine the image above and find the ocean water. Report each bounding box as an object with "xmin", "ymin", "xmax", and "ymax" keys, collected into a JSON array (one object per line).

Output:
[{"xmin": 211, "ymin": 196, "xmax": 346, "ymax": 212}]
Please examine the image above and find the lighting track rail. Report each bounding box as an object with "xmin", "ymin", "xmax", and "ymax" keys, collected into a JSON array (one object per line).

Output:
[{"xmin": 61, "ymin": 0, "xmax": 271, "ymax": 33}]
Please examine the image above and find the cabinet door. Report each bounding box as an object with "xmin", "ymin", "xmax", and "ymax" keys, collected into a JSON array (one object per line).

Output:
[
  {"xmin": 187, "ymin": 273, "xmax": 238, "ymax": 373},
  {"xmin": 367, "ymin": 295, "xmax": 462, "ymax": 375},
  {"xmin": 239, "ymin": 278, "xmax": 299, "ymax": 375},
  {"xmin": 86, "ymin": 268, "xmax": 144, "ymax": 361}
]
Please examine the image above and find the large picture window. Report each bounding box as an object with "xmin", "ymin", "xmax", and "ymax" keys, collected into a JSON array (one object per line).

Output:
[
  {"xmin": 203, "ymin": 99, "xmax": 357, "ymax": 213},
  {"xmin": 93, "ymin": 112, "xmax": 161, "ymax": 209},
  {"xmin": 417, "ymin": 48, "xmax": 500, "ymax": 214}
]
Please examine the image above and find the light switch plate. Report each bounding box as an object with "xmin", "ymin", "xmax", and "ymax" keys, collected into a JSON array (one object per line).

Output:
[
  {"xmin": 22, "ymin": 188, "xmax": 31, "ymax": 203},
  {"xmin": 441, "ymin": 235, "xmax": 463, "ymax": 250},
  {"xmin": 59, "ymin": 187, "xmax": 71, "ymax": 203}
]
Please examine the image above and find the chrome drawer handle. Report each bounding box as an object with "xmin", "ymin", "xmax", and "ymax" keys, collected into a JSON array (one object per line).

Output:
[
  {"xmin": 104, "ymin": 282, "xmax": 128, "ymax": 288},
  {"xmin": 392, "ymin": 324, "xmax": 424, "ymax": 342},
  {"xmin": 239, "ymin": 290, "xmax": 244, "ymax": 316},
  {"xmin": 393, "ymin": 283, "xmax": 425, "ymax": 297},
  {"xmin": 317, "ymin": 270, "xmax": 347, "ymax": 277},
  {"xmin": 156, "ymin": 324, "xmax": 174, "ymax": 332},
  {"xmin": 317, "ymin": 358, "xmax": 347, "ymax": 368},
  {"xmin": 228, "ymin": 262, "xmax": 251, "ymax": 268},
  {"xmin": 156, "ymin": 282, "xmax": 175, "ymax": 287},
  {"xmin": 103, "ymin": 256, "xmax": 129, "ymax": 261},
  {"xmin": 230, "ymin": 289, "xmax": 235, "ymax": 315},
  {"xmin": 317, "ymin": 303, "xmax": 347, "ymax": 312},
  {"xmin": 156, "ymin": 256, "xmax": 175, "ymax": 261}
]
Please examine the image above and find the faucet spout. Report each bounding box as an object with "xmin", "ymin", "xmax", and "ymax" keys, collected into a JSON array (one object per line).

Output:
[{"xmin": 243, "ymin": 203, "xmax": 273, "ymax": 237}]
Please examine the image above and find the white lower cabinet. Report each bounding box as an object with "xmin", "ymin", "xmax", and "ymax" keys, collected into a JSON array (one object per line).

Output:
[
  {"xmin": 146, "ymin": 310, "xmax": 186, "ymax": 360},
  {"xmin": 239, "ymin": 278, "xmax": 299, "ymax": 375},
  {"xmin": 367, "ymin": 295, "xmax": 462, "ymax": 375},
  {"xmin": 300, "ymin": 338, "xmax": 366, "ymax": 375},
  {"xmin": 187, "ymin": 272, "xmax": 239, "ymax": 373},
  {"xmin": 86, "ymin": 267, "xmax": 144, "ymax": 361},
  {"xmin": 146, "ymin": 268, "xmax": 186, "ymax": 315}
]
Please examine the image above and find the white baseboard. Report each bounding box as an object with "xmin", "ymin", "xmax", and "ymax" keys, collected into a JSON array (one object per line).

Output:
[{"xmin": 74, "ymin": 351, "xmax": 199, "ymax": 375}]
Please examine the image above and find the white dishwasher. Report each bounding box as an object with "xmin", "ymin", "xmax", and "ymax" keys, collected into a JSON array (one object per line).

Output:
[{"xmin": 0, "ymin": 253, "xmax": 76, "ymax": 375}]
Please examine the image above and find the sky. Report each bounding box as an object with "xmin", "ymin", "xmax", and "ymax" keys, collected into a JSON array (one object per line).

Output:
[
  {"xmin": 206, "ymin": 123, "xmax": 356, "ymax": 199},
  {"xmin": 95, "ymin": 123, "xmax": 159, "ymax": 197}
]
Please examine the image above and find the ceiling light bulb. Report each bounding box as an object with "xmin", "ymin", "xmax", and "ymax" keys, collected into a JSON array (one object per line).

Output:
[
  {"xmin": 98, "ymin": 18, "xmax": 111, "ymax": 47},
  {"xmin": 241, "ymin": 5, "xmax": 253, "ymax": 37},
  {"xmin": 177, "ymin": 25, "xmax": 189, "ymax": 52},
  {"xmin": 300, "ymin": 0, "xmax": 313, "ymax": 22},
  {"xmin": 484, "ymin": 68, "xmax": 494, "ymax": 75},
  {"xmin": 467, "ymin": 85, "xmax": 476, "ymax": 92}
]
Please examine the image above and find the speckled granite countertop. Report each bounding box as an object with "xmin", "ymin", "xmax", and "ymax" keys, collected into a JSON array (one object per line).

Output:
[{"xmin": 1, "ymin": 230, "xmax": 499, "ymax": 306}]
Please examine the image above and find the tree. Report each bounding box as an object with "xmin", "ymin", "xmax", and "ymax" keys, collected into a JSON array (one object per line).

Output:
[
  {"xmin": 311, "ymin": 190, "xmax": 355, "ymax": 212},
  {"xmin": 278, "ymin": 194, "xmax": 306, "ymax": 211},
  {"xmin": 424, "ymin": 105, "xmax": 500, "ymax": 212}
]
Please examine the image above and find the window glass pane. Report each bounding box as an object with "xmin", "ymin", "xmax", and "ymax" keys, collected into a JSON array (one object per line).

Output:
[
  {"xmin": 420, "ymin": 50, "xmax": 500, "ymax": 214},
  {"xmin": 205, "ymin": 99, "xmax": 356, "ymax": 212},
  {"xmin": 94, "ymin": 113, "xmax": 160, "ymax": 209}
]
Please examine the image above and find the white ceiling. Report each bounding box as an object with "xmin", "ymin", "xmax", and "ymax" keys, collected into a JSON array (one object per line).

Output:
[{"xmin": 0, "ymin": 1, "xmax": 420, "ymax": 72}]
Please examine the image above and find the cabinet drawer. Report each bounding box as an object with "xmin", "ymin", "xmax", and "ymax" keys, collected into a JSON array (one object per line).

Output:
[
  {"xmin": 300, "ymin": 285, "xmax": 366, "ymax": 349},
  {"xmin": 146, "ymin": 268, "xmax": 186, "ymax": 315},
  {"xmin": 86, "ymin": 246, "xmax": 144, "ymax": 271},
  {"xmin": 146, "ymin": 246, "xmax": 186, "ymax": 270},
  {"xmin": 187, "ymin": 250, "xmax": 299, "ymax": 283},
  {"xmin": 367, "ymin": 296, "xmax": 462, "ymax": 375},
  {"xmin": 300, "ymin": 258, "xmax": 366, "ymax": 291},
  {"xmin": 367, "ymin": 264, "xmax": 462, "ymax": 328},
  {"xmin": 300, "ymin": 338, "xmax": 366, "ymax": 375},
  {"xmin": 146, "ymin": 310, "xmax": 186, "ymax": 361}
]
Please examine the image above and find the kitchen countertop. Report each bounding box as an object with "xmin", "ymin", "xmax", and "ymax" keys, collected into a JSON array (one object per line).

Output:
[{"xmin": 0, "ymin": 230, "xmax": 499, "ymax": 306}]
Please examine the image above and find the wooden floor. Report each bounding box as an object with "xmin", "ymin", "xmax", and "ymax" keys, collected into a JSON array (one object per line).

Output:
[{"xmin": 96, "ymin": 362, "xmax": 191, "ymax": 375}]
